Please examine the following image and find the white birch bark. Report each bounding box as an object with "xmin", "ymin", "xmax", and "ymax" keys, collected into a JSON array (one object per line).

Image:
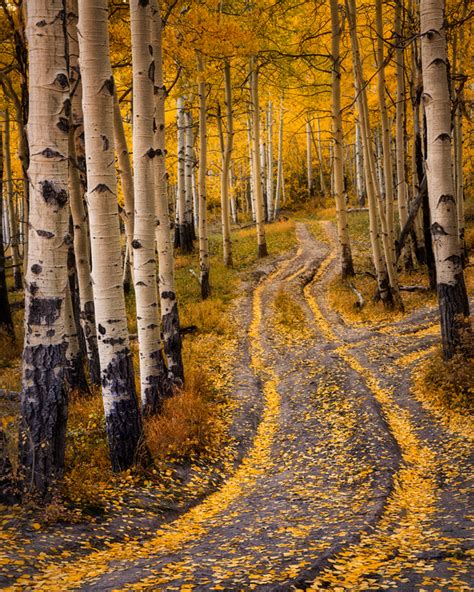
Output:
[
  {"xmin": 176, "ymin": 96, "xmax": 192, "ymax": 251},
  {"xmin": 67, "ymin": 0, "xmax": 100, "ymax": 384},
  {"xmin": 20, "ymin": 0, "xmax": 71, "ymax": 493},
  {"xmin": 249, "ymin": 56, "xmax": 268, "ymax": 257},
  {"xmin": 130, "ymin": 0, "xmax": 169, "ymax": 413},
  {"xmin": 266, "ymin": 101, "xmax": 274, "ymax": 220},
  {"xmin": 247, "ymin": 116, "xmax": 256, "ymax": 221},
  {"xmin": 151, "ymin": 0, "xmax": 183, "ymax": 382},
  {"xmin": 185, "ymin": 107, "xmax": 195, "ymax": 237},
  {"xmin": 197, "ymin": 53, "xmax": 211, "ymax": 297},
  {"xmin": 78, "ymin": 0, "xmax": 142, "ymax": 469},
  {"xmin": 306, "ymin": 118, "xmax": 313, "ymax": 198},
  {"xmin": 220, "ymin": 60, "xmax": 234, "ymax": 267},
  {"xmin": 420, "ymin": 0, "xmax": 470, "ymax": 358},
  {"xmin": 274, "ymin": 98, "xmax": 284, "ymax": 220}
]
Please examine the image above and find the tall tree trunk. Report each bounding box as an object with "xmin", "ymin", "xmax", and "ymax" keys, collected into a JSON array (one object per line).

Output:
[
  {"xmin": 151, "ymin": 0, "xmax": 184, "ymax": 383},
  {"xmin": 249, "ymin": 56, "xmax": 268, "ymax": 257},
  {"xmin": 395, "ymin": 0, "xmax": 414, "ymax": 269},
  {"xmin": 184, "ymin": 108, "xmax": 196, "ymax": 240},
  {"xmin": 2, "ymin": 110, "xmax": 22, "ymax": 290},
  {"xmin": 274, "ymin": 98, "xmax": 284, "ymax": 220},
  {"xmin": 247, "ymin": 116, "xmax": 256, "ymax": 222},
  {"xmin": 315, "ymin": 118, "xmax": 328, "ymax": 197},
  {"xmin": 347, "ymin": 0, "xmax": 393, "ymax": 306},
  {"xmin": 219, "ymin": 60, "xmax": 234, "ymax": 267},
  {"xmin": 176, "ymin": 97, "xmax": 193, "ymax": 252},
  {"xmin": 0, "ymin": 128, "xmax": 14, "ymax": 336},
  {"xmin": 197, "ymin": 53, "xmax": 211, "ymax": 298},
  {"xmin": 67, "ymin": 0, "xmax": 100, "ymax": 385},
  {"xmin": 19, "ymin": 0, "xmax": 70, "ymax": 495},
  {"xmin": 78, "ymin": 0, "xmax": 142, "ymax": 470},
  {"xmin": 376, "ymin": 0, "xmax": 398, "ymax": 274},
  {"xmin": 131, "ymin": 0, "xmax": 170, "ymax": 413},
  {"xmin": 330, "ymin": 0, "xmax": 355, "ymax": 279},
  {"xmin": 266, "ymin": 101, "xmax": 274, "ymax": 221},
  {"xmin": 355, "ymin": 118, "xmax": 366, "ymax": 206},
  {"xmin": 306, "ymin": 117, "xmax": 313, "ymax": 198},
  {"xmin": 420, "ymin": 0, "xmax": 470, "ymax": 358}
]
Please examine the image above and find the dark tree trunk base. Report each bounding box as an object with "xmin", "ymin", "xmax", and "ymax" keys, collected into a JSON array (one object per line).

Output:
[
  {"xmin": 66, "ymin": 352, "xmax": 90, "ymax": 394},
  {"xmin": 142, "ymin": 350, "xmax": 174, "ymax": 416},
  {"xmin": 201, "ymin": 271, "xmax": 211, "ymax": 300},
  {"xmin": 438, "ymin": 273, "xmax": 470, "ymax": 360},
  {"xmin": 179, "ymin": 223, "xmax": 193, "ymax": 253},
  {"xmin": 341, "ymin": 244, "xmax": 355, "ymax": 279},
  {"xmin": 162, "ymin": 302, "xmax": 184, "ymax": 384},
  {"xmin": 81, "ymin": 300, "xmax": 101, "ymax": 385},
  {"xmin": 102, "ymin": 349, "xmax": 142, "ymax": 472},
  {"xmin": 19, "ymin": 343, "xmax": 68, "ymax": 497},
  {"xmin": 258, "ymin": 242, "xmax": 268, "ymax": 258}
]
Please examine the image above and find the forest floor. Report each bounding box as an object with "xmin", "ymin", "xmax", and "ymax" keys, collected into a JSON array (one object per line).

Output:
[{"xmin": 1, "ymin": 218, "xmax": 473, "ymax": 591}]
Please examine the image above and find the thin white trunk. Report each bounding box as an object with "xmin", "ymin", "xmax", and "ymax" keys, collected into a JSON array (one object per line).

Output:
[
  {"xmin": 150, "ymin": 0, "xmax": 183, "ymax": 382},
  {"xmin": 197, "ymin": 53, "xmax": 211, "ymax": 298},
  {"xmin": 219, "ymin": 60, "xmax": 233, "ymax": 267},
  {"xmin": 306, "ymin": 118, "xmax": 313, "ymax": 197},
  {"xmin": 330, "ymin": 0, "xmax": 354, "ymax": 278},
  {"xmin": 131, "ymin": 0, "xmax": 169, "ymax": 413},
  {"xmin": 266, "ymin": 101, "xmax": 274, "ymax": 220},
  {"xmin": 185, "ymin": 108, "xmax": 195, "ymax": 236},
  {"xmin": 274, "ymin": 98, "xmax": 284, "ymax": 220},
  {"xmin": 249, "ymin": 56, "xmax": 268, "ymax": 257},
  {"xmin": 78, "ymin": 0, "xmax": 142, "ymax": 470}
]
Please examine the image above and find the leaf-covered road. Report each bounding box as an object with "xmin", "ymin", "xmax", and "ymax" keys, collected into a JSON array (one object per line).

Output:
[{"xmin": 4, "ymin": 223, "xmax": 473, "ymax": 591}]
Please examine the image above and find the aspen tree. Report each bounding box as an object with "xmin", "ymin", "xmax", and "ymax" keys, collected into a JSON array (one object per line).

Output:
[
  {"xmin": 346, "ymin": 0, "xmax": 393, "ymax": 306},
  {"xmin": 316, "ymin": 118, "xmax": 328, "ymax": 196},
  {"xmin": 394, "ymin": 0, "xmax": 414, "ymax": 269},
  {"xmin": 420, "ymin": 0, "xmax": 470, "ymax": 358},
  {"xmin": 247, "ymin": 116, "xmax": 256, "ymax": 221},
  {"xmin": 355, "ymin": 119, "xmax": 365, "ymax": 206},
  {"xmin": 197, "ymin": 52, "xmax": 211, "ymax": 298},
  {"xmin": 19, "ymin": 0, "xmax": 71, "ymax": 493},
  {"xmin": 78, "ymin": 0, "xmax": 142, "ymax": 470},
  {"xmin": 151, "ymin": 0, "xmax": 184, "ymax": 382},
  {"xmin": 184, "ymin": 108, "xmax": 195, "ymax": 239},
  {"xmin": 375, "ymin": 0, "xmax": 397, "ymax": 267},
  {"xmin": 330, "ymin": 0, "xmax": 354, "ymax": 278},
  {"xmin": 130, "ymin": 0, "xmax": 170, "ymax": 412},
  {"xmin": 274, "ymin": 98, "xmax": 284, "ymax": 220},
  {"xmin": 218, "ymin": 60, "xmax": 233, "ymax": 267},
  {"xmin": 249, "ymin": 56, "xmax": 268, "ymax": 257},
  {"xmin": 266, "ymin": 101, "xmax": 274, "ymax": 220},
  {"xmin": 67, "ymin": 0, "xmax": 100, "ymax": 384},
  {"xmin": 176, "ymin": 97, "xmax": 192, "ymax": 252},
  {"xmin": 306, "ymin": 117, "xmax": 313, "ymax": 198},
  {"xmin": 2, "ymin": 110, "xmax": 22, "ymax": 290}
]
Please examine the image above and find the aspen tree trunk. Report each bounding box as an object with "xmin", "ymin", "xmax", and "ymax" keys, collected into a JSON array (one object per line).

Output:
[
  {"xmin": 78, "ymin": 0, "xmax": 142, "ymax": 470},
  {"xmin": 260, "ymin": 141, "xmax": 268, "ymax": 221},
  {"xmin": 249, "ymin": 56, "xmax": 268, "ymax": 257},
  {"xmin": 197, "ymin": 53, "xmax": 211, "ymax": 298},
  {"xmin": 316, "ymin": 118, "xmax": 328, "ymax": 196},
  {"xmin": 2, "ymin": 111, "xmax": 22, "ymax": 290},
  {"xmin": 330, "ymin": 0, "xmax": 355, "ymax": 279},
  {"xmin": 420, "ymin": 0, "xmax": 470, "ymax": 358},
  {"xmin": 220, "ymin": 60, "xmax": 233, "ymax": 267},
  {"xmin": 185, "ymin": 108, "xmax": 195, "ymax": 239},
  {"xmin": 19, "ymin": 0, "xmax": 70, "ymax": 494},
  {"xmin": 306, "ymin": 118, "xmax": 313, "ymax": 198},
  {"xmin": 176, "ymin": 97, "xmax": 192, "ymax": 252},
  {"xmin": 0, "ymin": 129, "xmax": 14, "ymax": 336},
  {"xmin": 266, "ymin": 101, "xmax": 274, "ymax": 220},
  {"xmin": 347, "ymin": 0, "xmax": 393, "ymax": 306},
  {"xmin": 192, "ymin": 146, "xmax": 199, "ymax": 231},
  {"xmin": 355, "ymin": 119, "xmax": 366, "ymax": 206},
  {"xmin": 131, "ymin": 0, "xmax": 170, "ymax": 413},
  {"xmin": 64, "ymin": 281, "xmax": 88, "ymax": 393},
  {"xmin": 67, "ymin": 0, "xmax": 100, "ymax": 385},
  {"xmin": 151, "ymin": 0, "xmax": 183, "ymax": 383},
  {"xmin": 395, "ymin": 0, "xmax": 413, "ymax": 269},
  {"xmin": 247, "ymin": 116, "xmax": 256, "ymax": 221},
  {"xmin": 274, "ymin": 98, "xmax": 284, "ymax": 220},
  {"xmin": 375, "ymin": 0, "xmax": 397, "ymax": 269},
  {"xmin": 230, "ymin": 167, "xmax": 238, "ymax": 224}
]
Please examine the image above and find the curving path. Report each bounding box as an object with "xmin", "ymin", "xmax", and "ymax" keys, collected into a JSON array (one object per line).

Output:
[{"xmin": 4, "ymin": 222, "xmax": 473, "ymax": 591}]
